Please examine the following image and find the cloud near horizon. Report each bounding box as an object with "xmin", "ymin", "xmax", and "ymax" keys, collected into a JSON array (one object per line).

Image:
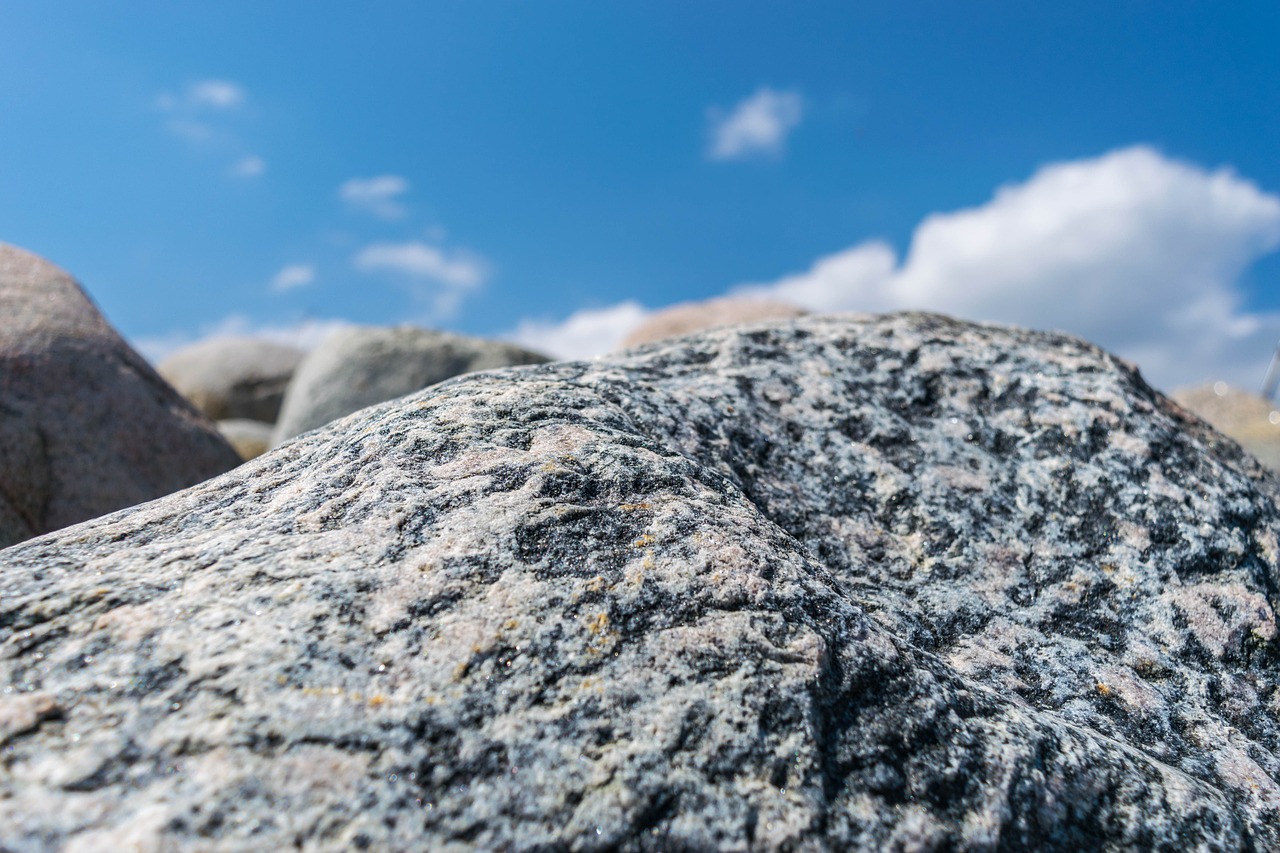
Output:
[
  {"xmin": 707, "ymin": 88, "xmax": 804, "ymax": 161},
  {"xmin": 270, "ymin": 263, "xmax": 315, "ymax": 292},
  {"xmin": 513, "ymin": 146, "xmax": 1280, "ymax": 392}
]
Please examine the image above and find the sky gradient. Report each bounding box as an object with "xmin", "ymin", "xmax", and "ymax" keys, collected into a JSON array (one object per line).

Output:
[{"xmin": 3, "ymin": 2, "xmax": 1279, "ymax": 392}]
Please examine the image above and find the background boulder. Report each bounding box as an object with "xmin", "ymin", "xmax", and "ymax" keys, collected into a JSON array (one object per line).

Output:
[
  {"xmin": 618, "ymin": 296, "xmax": 806, "ymax": 348},
  {"xmin": 3, "ymin": 312, "xmax": 1278, "ymax": 848},
  {"xmin": 272, "ymin": 324, "xmax": 549, "ymax": 443},
  {"xmin": 216, "ymin": 419, "xmax": 274, "ymax": 461},
  {"xmin": 158, "ymin": 337, "xmax": 304, "ymax": 423},
  {"xmin": 1172, "ymin": 382, "xmax": 1280, "ymax": 471},
  {"xmin": 0, "ymin": 243, "xmax": 241, "ymax": 548}
]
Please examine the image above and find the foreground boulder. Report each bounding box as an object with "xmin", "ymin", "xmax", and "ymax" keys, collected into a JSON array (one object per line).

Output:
[
  {"xmin": 158, "ymin": 337, "xmax": 305, "ymax": 423},
  {"xmin": 1173, "ymin": 382, "xmax": 1280, "ymax": 471},
  {"xmin": 272, "ymin": 324, "xmax": 550, "ymax": 443},
  {"xmin": 2, "ymin": 312, "xmax": 1279, "ymax": 849},
  {"xmin": 0, "ymin": 244, "xmax": 241, "ymax": 549},
  {"xmin": 618, "ymin": 296, "xmax": 805, "ymax": 348}
]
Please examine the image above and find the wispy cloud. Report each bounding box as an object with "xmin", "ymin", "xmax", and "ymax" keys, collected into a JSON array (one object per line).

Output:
[
  {"xmin": 353, "ymin": 240, "xmax": 489, "ymax": 319},
  {"xmin": 707, "ymin": 88, "xmax": 804, "ymax": 161},
  {"xmin": 270, "ymin": 263, "xmax": 315, "ymax": 292},
  {"xmin": 230, "ymin": 155, "xmax": 266, "ymax": 178},
  {"xmin": 157, "ymin": 78, "xmax": 261, "ymax": 178},
  {"xmin": 339, "ymin": 175, "xmax": 409, "ymax": 220}
]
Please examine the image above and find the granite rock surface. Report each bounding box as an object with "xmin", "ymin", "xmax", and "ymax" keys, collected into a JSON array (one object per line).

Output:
[
  {"xmin": 0, "ymin": 243, "xmax": 242, "ymax": 549},
  {"xmin": 1173, "ymin": 382, "xmax": 1280, "ymax": 472},
  {"xmin": 158, "ymin": 337, "xmax": 305, "ymax": 424},
  {"xmin": 619, "ymin": 296, "xmax": 806, "ymax": 349},
  {"xmin": 2, "ymin": 312, "xmax": 1279, "ymax": 850},
  {"xmin": 272, "ymin": 324, "xmax": 550, "ymax": 444}
]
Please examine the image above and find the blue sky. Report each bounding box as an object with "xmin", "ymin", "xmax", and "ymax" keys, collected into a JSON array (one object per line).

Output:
[{"xmin": 3, "ymin": 2, "xmax": 1280, "ymax": 392}]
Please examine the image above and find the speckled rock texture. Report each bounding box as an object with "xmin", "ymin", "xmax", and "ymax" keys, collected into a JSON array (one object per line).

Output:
[
  {"xmin": 272, "ymin": 324, "xmax": 550, "ymax": 444},
  {"xmin": 216, "ymin": 419, "xmax": 274, "ymax": 461},
  {"xmin": 158, "ymin": 337, "xmax": 304, "ymax": 424},
  {"xmin": 618, "ymin": 296, "xmax": 806, "ymax": 349},
  {"xmin": 0, "ymin": 243, "xmax": 242, "ymax": 550},
  {"xmin": 3, "ymin": 312, "xmax": 1279, "ymax": 850},
  {"xmin": 1173, "ymin": 383, "xmax": 1280, "ymax": 472}
]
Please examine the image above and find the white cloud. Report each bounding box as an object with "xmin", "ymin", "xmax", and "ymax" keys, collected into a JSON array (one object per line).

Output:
[
  {"xmin": 506, "ymin": 301, "xmax": 651, "ymax": 360},
  {"xmin": 733, "ymin": 145, "xmax": 1280, "ymax": 391},
  {"xmin": 230, "ymin": 155, "xmax": 266, "ymax": 178},
  {"xmin": 708, "ymin": 88, "xmax": 804, "ymax": 161},
  {"xmin": 270, "ymin": 264, "xmax": 315, "ymax": 292},
  {"xmin": 188, "ymin": 80, "xmax": 244, "ymax": 109},
  {"xmin": 339, "ymin": 175, "xmax": 409, "ymax": 220},
  {"xmin": 354, "ymin": 240, "xmax": 489, "ymax": 319},
  {"xmin": 131, "ymin": 315, "xmax": 354, "ymax": 365}
]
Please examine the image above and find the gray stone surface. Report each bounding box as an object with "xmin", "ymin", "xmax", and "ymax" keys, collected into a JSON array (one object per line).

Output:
[
  {"xmin": 216, "ymin": 419, "xmax": 274, "ymax": 461},
  {"xmin": 1173, "ymin": 382, "xmax": 1280, "ymax": 472},
  {"xmin": 2, "ymin": 312, "xmax": 1279, "ymax": 850},
  {"xmin": 272, "ymin": 324, "xmax": 550, "ymax": 443},
  {"xmin": 158, "ymin": 337, "xmax": 304, "ymax": 423},
  {"xmin": 619, "ymin": 296, "xmax": 806, "ymax": 349},
  {"xmin": 0, "ymin": 243, "xmax": 242, "ymax": 549}
]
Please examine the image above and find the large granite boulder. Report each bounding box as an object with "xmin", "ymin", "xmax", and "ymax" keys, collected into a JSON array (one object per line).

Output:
[
  {"xmin": 158, "ymin": 337, "xmax": 305, "ymax": 423},
  {"xmin": 1173, "ymin": 382, "xmax": 1280, "ymax": 471},
  {"xmin": 2, "ymin": 312, "xmax": 1279, "ymax": 849},
  {"xmin": 618, "ymin": 296, "xmax": 806, "ymax": 349},
  {"xmin": 272, "ymin": 324, "xmax": 550, "ymax": 443},
  {"xmin": 0, "ymin": 243, "xmax": 241, "ymax": 549}
]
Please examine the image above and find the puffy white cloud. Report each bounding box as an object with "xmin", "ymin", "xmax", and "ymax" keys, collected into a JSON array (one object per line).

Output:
[
  {"xmin": 734, "ymin": 146, "xmax": 1280, "ymax": 391},
  {"xmin": 708, "ymin": 88, "xmax": 804, "ymax": 161},
  {"xmin": 270, "ymin": 263, "xmax": 315, "ymax": 292},
  {"xmin": 230, "ymin": 155, "xmax": 266, "ymax": 178},
  {"xmin": 339, "ymin": 175, "xmax": 409, "ymax": 220},
  {"xmin": 131, "ymin": 315, "xmax": 353, "ymax": 365},
  {"xmin": 506, "ymin": 301, "xmax": 650, "ymax": 360}
]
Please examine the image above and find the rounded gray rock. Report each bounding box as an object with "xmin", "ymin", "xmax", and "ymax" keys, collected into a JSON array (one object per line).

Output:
[
  {"xmin": 158, "ymin": 337, "xmax": 304, "ymax": 423},
  {"xmin": 272, "ymin": 324, "xmax": 550, "ymax": 443},
  {"xmin": 1, "ymin": 313, "xmax": 1279, "ymax": 849},
  {"xmin": 0, "ymin": 243, "xmax": 241, "ymax": 549}
]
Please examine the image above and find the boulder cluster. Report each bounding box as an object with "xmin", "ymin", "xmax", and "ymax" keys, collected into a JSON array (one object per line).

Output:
[{"xmin": 2, "ymin": 243, "xmax": 1280, "ymax": 850}]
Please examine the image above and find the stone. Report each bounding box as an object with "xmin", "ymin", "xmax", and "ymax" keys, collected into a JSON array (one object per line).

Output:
[
  {"xmin": 618, "ymin": 296, "xmax": 806, "ymax": 349},
  {"xmin": 0, "ymin": 243, "xmax": 242, "ymax": 549},
  {"xmin": 158, "ymin": 337, "xmax": 304, "ymax": 423},
  {"xmin": 216, "ymin": 419, "xmax": 274, "ymax": 461},
  {"xmin": 1172, "ymin": 382, "xmax": 1280, "ymax": 471},
  {"xmin": 2, "ymin": 312, "xmax": 1279, "ymax": 849},
  {"xmin": 272, "ymin": 324, "xmax": 551, "ymax": 443}
]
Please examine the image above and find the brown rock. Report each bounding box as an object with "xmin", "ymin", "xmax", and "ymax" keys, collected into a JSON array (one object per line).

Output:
[
  {"xmin": 1171, "ymin": 382, "xmax": 1280, "ymax": 471},
  {"xmin": 618, "ymin": 296, "xmax": 806, "ymax": 349},
  {"xmin": 0, "ymin": 243, "xmax": 242, "ymax": 548},
  {"xmin": 216, "ymin": 419, "xmax": 273, "ymax": 461}
]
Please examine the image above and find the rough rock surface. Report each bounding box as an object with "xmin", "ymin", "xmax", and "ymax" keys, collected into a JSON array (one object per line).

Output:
[
  {"xmin": 158, "ymin": 337, "xmax": 305, "ymax": 423},
  {"xmin": 272, "ymin": 324, "xmax": 550, "ymax": 443},
  {"xmin": 3, "ymin": 312, "xmax": 1279, "ymax": 850},
  {"xmin": 0, "ymin": 243, "xmax": 242, "ymax": 549},
  {"xmin": 619, "ymin": 296, "xmax": 806, "ymax": 349},
  {"xmin": 216, "ymin": 419, "xmax": 274, "ymax": 461},
  {"xmin": 1173, "ymin": 382, "xmax": 1280, "ymax": 472}
]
